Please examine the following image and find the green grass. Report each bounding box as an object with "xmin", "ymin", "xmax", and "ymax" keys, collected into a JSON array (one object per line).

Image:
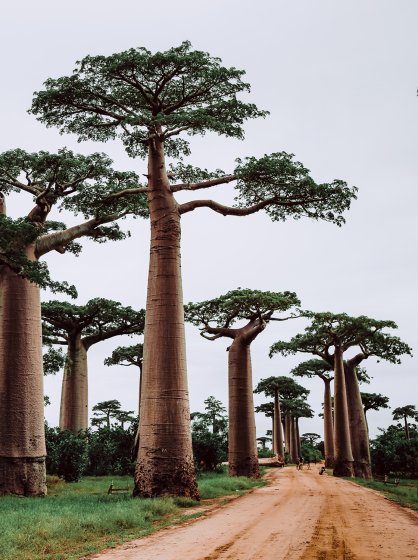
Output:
[
  {"xmin": 348, "ymin": 477, "xmax": 418, "ymax": 512},
  {"xmin": 0, "ymin": 470, "xmax": 265, "ymax": 560}
]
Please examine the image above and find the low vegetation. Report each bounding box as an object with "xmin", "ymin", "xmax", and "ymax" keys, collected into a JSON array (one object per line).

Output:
[
  {"xmin": 349, "ymin": 478, "xmax": 418, "ymax": 512},
  {"xmin": 0, "ymin": 470, "xmax": 265, "ymax": 560}
]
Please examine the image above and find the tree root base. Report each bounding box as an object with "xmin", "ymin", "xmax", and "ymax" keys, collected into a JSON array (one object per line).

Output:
[{"xmin": 0, "ymin": 455, "xmax": 47, "ymax": 496}]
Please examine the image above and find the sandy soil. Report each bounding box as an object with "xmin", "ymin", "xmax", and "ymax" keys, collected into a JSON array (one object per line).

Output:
[{"xmin": 85, "ymin": 467, "xmax": 418, "ymax": 560}]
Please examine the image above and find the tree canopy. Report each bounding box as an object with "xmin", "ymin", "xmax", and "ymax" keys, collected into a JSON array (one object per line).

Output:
[
  {"xmin": 361, "ymin": 392, "xmax": 390, "ymax": 413},
  {"xmin": 30, "ymin": 43, "xmax": 357, "ymax": 225},
  {"xmin": 42, "ymin": 299, "xmax": 145, "ymax": 348},
  {"xmin": 185, "ymin": 289, "xmax": 300, "ymax": 338},
  {"xmin": 254, "ymin": 375, "xmax": 309, "ymax": 400},
  {"xmin": 0, "ymin": 148, "xmax": 147, "ymax": 293},
  {"xmin": 270, "ymin": 312, "xmax": 412, "ymax": 367},
  {"xmin": 104, "ymin": 344, "xmax": 143, "ymax": 369}
]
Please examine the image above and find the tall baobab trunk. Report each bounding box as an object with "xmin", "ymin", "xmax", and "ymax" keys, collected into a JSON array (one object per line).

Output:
[
  {"xmin": 290, "ymin": 417, "xmax": 299, "ymax": 463},
  {"xmin": 403, "ymin": 416, "xmax": 410, "ymax": 440},
  {"xmin": 295, "ymin": 417, "xmax": 301, "ymax": 459},
  {"xmin": 284, "ymin": 415, "xmax": 291, "ymax": 459},
  {"xmin": 0, "ymin": 245, "xmax": 47, "ymax": 496},
  {"xmin": 333, "ymin": 346, "xmax": 354, "ymax": 477},
  {"xmin": 134, "ymin": 138, "xmax": 198, "ymax": 499},
  {"xmin": 59, "ymin": 334, "xmax": 88, "ymax": 433},
  {"xmin": 228, "ymin": 337, "xmax": 260, "ymax": 478},
  {"xmin": 323, "ymin": 377, "xmax": 335, "ymax": 468},
  {"xmin": 273, "ymin": 389, "xmax": 284, "ymax": 461},
  {"xmin": 344, "ymin": 364, "xmax": 372, "ymax": 479}
]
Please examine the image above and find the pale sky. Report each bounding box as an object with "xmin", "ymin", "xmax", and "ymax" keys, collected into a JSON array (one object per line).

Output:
[{"xmin": 2, "ymin": 0, "xmax": 417, "ymax": 440}]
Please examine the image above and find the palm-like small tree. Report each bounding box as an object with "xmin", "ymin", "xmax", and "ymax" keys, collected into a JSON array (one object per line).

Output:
[{"xmin": 392, "ymin": 405, "xmax": 418, "ymax": 440}]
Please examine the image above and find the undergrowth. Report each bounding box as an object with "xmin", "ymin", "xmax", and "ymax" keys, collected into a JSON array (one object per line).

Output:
[{"xmin": 0, "ymin": 469, "xmax": 265, "ymax": 560}]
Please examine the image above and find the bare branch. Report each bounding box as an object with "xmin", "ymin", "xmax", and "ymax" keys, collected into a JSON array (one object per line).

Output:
[{"xmin": 171, "ymin": 175, "xmax": 236, "ymax": 193}]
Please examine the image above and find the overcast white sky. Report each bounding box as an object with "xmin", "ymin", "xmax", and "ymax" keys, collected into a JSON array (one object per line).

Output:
[{"xmin": 2, "ymin": 0, "xmax": 417, "ymax": 440}]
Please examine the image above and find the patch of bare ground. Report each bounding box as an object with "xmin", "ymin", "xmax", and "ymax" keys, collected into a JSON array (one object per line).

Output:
[{"xmin": 84, "ymin": 466, "xmax": 418, "ymax": 560}]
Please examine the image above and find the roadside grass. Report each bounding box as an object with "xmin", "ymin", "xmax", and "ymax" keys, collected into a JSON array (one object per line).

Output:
[
  {"xmin": 0, "ymin": 469, "xmax": 265, "ymax": 560},
  {"xmin": 349, "ymin": 477, "xmax": 418, "ymax": 512}
]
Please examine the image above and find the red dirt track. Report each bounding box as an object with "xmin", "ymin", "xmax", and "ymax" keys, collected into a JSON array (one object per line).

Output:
[{"xmin": 86, "ymin": 467, "xmax": 418, "ymax": 560}]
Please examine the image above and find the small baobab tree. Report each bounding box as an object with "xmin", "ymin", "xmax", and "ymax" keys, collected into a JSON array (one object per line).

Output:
[
  {"xmin": 42, "ymin": 299, "xmax": 145, "ymax": 433},
  {"xmin": 105, "ymin": 343, "xmax": 143, "ymax": 415},
  {"xmin": 91, "ymin": 400, "xmax": 135, "ymax": 430},
  {"xmin": 185, "ymin": 289, "xmax": 300, "ymax": 477},
  {"xmin": 291, "ymin": 359, "xmax": 335, "ymax": 467},
  {"xmin": 360, "ymin": 392, "xmax": 390, "ymax": 433},
  {"xmin": 31, "ymin": 42, "xmax": 357, "ymax": 497},
  {"xmin": 392, "ymin": 405, "xmax": 418, "ymax": 440},
  {"xmin": 254, "ymin": 376, "xmax": 294, "ymax": 463}
]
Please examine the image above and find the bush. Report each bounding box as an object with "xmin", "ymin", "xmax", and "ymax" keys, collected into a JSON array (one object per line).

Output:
[
  {"xmin": 45, "ymin": 425, "xmax": 88, "ymax": 482},
  {"xmin": 371, "ymin": 425, "xmax": 418, "ymax": 477},
  {"xmin": 87, "ymin": 427, "xmax": 136, "ymax": 476}
]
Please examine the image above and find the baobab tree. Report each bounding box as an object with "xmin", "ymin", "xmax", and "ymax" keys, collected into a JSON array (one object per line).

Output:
[
  {"xmin": 31, "ymin": 42, "xmax": 357, "ymax": 497},
  {"xmin": 254, "ymin": 375, "xmax": 298, "ymax": 462},
  {"xmin": 105, "ymin": 343, "xmax": 143, "ymax": 415},
  {"xmin": 361, "ymin": 392, "xmax": 389, "ymax": 433},
  {"xmin": 271, "ymin": 312, "xmax": 412, "ymax": 478},
  {"xmin": 257, "ymin": 436, "xmax": 272, "ymax": 451},
  {"xmin": 281, "ymin": 397, "xmax": 314, "ymax": 462},
  {"xmin": 392, "ymin": 405, "xmax": 418, "ymax": 440},
  {"xmin": 91, "ymin": 400, "xmax": 135, "ymax": 430},
  {"xmin": 185, "ymin": 289, "xmax": 300, "ymax": 477},
  {"xmin": 255, "ymin": 402, "xmax": 275, "ymax": 449},
  {"xmin": 42, "ymin": 298, "xmax": 145, "ymax": 433},
  {"xmin": 0, "ymin": 149, "xmax": 146, "ymax": 496},
  {"xmin": 291, "ymin": 359, "xmax": 335, "ymax": 467}
]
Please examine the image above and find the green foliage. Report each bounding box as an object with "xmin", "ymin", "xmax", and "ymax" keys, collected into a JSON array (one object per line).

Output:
[
  {"xmin": 291, "ymin": 358, "xmax": 333, "ymax": 379},
  {"xmin": 0, "ymin": 215, "xmax": 77, "ymax": 296},
  {"xmin": 257, "ymin": 447, "xmax": 275, "ymax": 458},
  {"xmin": 254, "ymin": 375, "xmax": 309, "ymax": 400},
  {"xmin": 270, "ymin": 311, "xmax": 413, "ymax": 365},
  {"xmin": 255, "ymin": 402, "xmax": 274, "ymax": 417},
  {"xmin": 361, "ymin": 392, "xmax": 390, "ymax": 413},
  {"xmin": 30, "ymin": 41, "xmax": 268, "ymax": 158},
  {"xmin": 234, "ymin": 152, "xmax": 357, "ymax": 226},
  {"xmin": 87, "ymin": 425, "xmax": 137, "ymax": 476},
  {"xmin": 43, "ymin": 346, "xmax": 65, "ymax": 375},
  {"xmin": 300, "ymin": 441, "xmax": 323, "ymax": 463},
  {"xmin": 45, "ymin": 425, "xmax": 88, "ymax": 482},
  {"xmin": 191, "ymin": 396, "xmax": 228, "ymax": 471},
  {"xmin": 42, "ymin": 299, "xmax": 145, "ymax": 345},
  {"xmin": 104, "ymin": 343, "xmax": 143, "ymax": 368},
  {"xmin": 91, "ymin": 399, "xmax": 136, "ymax": 430},
  {"xmin": 281, "ymin": 398, "xmax": 314, "ymax": 418},
  {"xmin": 370, "ymin": 425, "xmax": 418, "ymax": 477},
  {"xmin": 392, "ymin": 405, "xmax": 418, "ymax": 423},
  {"xmin": 185, "ymin": 288, "xmax": 300, "ymax": 328},
  {"xmin": 0, "ymin": 148, "xmax": 147, "ymax": 222}
]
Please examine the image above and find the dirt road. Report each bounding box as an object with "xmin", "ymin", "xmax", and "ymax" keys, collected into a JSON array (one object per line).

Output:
[{"xmin": 86, "ymin": 467, "xmax": 418, "ymax": 560}]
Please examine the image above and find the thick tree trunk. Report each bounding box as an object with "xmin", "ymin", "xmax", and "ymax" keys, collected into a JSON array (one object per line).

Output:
[
  {"xmin": 134, "ymin": 138, "xmax": 198, "ymax": 499},
  {"xmin": 273, "ymin": 389, "xmax": 284, "ymax": 461},
  {"xmin": 0, "ymin": 246, "xmax": 47, "ymax": 496},
  {"xmin": 290, "ymin": 417, "xmax": 298, "ymax": 463},
  {"xmin": 323, "ymin": 378, "xmax": 335, "ymax": 468},
  {"xmin": 295, "ymin": 418, "xmax": 301, "ymax": 459},
  {"xmin": 333, "ymin": 346, "xmax": 354, "ymax": 477},
  {"xmin": 271, "ymin": 417, "xmax": 276, "ymax": 454},
  {"xmin": 344, "ymin": 364, "xmax": 372, "ymax": 479},
  {"xmin": 404, "ymin": 417, "xmax": 410, "ymax": 440},
  {"xmin": 59, "ymin": 335, "xmax": 88, "ymax": 433},
  {"xmin": 284, "ymin": 415, "xmax": 292, "ymax": 460},
  {"xmin": 228, "ymin": 337, "xmax": 260, "ymax": 478}
]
